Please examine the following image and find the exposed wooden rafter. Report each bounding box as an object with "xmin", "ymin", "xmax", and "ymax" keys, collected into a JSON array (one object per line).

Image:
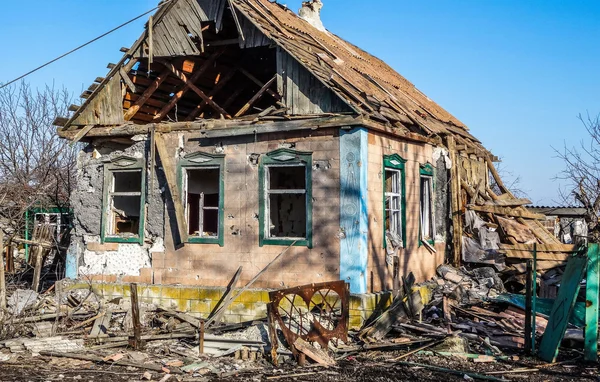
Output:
[
  {"xmin": 124, "ymin": 68, "xmax": 172, "ymax": 121},
  {"xmin": 158, "ymin": 59, "xmax": 231, "ymax": 118},
  {"xmin": 154, "ymin": 51, "xmax": 225, "ymax": 121},
  {"xmin": 186, "ymin": 68, "xmax": 238, "ymax": 121},
  {"xmin": 235, "ymin": 75, "xmax": 277, "ymax": 117}
]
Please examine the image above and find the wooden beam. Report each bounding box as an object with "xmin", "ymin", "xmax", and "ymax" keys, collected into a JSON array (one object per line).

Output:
[
  {"xmin": 186, "ymin": 69, "xmax": 237, "ymax": 121},
  {"xmin": 239, "ymin": 68, "xmax": 282, "ymax": 101},
  {"xmin": 467, "ymin": 205, "xmax": 545, "ymax": 220},
  {"xmin": 235, "ymin": 75, "xmax": 277, "ymax": 117},
  {"xmin": 70, "ymin": 125, "xmax": 95, "ymax": 145},
  {"xmin": 502, "ymin": 249, "xmax": 570, "ymax": 261},
  {"xmin": 499, "ymin": 243, "xmax": 579, "ymax": 253},
  {"xmin": 486, "ymin": 157, "xmax": 514, "ymax": 197},
  {"xmin": 154, "ymin": 133, "xmax": 188, "ymax": 243},
  {"xmin": 119, "ymin": 68, "xmax": 137, "ymax": 94},
  {"xmin": 154, "ymin": 52, "xmax": 226, "ymax": 121},
  {"xmin": 447, "ymin": 136, "xmax": 463, "ymax": 266},
  {"xmin": 159, "ymin": 58, "xmax": 230, "ymax": 118},
  {"xmin": 485, "ymin": 198, "xmax": 532, "ymax": 207},
  {"xmin": 123, "ymin": 68, "xmax": 171, "ymax": 121}
]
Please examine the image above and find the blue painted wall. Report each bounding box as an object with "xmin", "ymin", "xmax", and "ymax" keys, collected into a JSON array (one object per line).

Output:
[
  {"xmin": 339, "ymin": 127, "xmax": 369, "ymax": 294},
  {"xmin": 65, "ymin": 242, "xmax": 79, "ymax": 279}
]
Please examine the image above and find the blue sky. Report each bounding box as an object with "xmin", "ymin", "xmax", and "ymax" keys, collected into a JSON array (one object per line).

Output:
[{"xmin": 1, "ymin": 0, "xmax": 599, "ymax": 205}]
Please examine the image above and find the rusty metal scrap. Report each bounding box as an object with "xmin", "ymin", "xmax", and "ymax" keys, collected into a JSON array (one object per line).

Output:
[{"xmin": 268, "ymin": 280, "xmax": 349, "ymax": 348}]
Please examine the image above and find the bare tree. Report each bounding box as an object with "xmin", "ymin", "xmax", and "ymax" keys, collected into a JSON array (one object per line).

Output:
[
  {"xmin": 0, "ymin": 81, "xmax": 76, "ymax": 236},
  {"xmin": 489, "ymin": 160, "xmax": 528, "ymax": 199},
  {"xmin": 556, "ymin": 113, "xmax": 600, "ymax": 241}
]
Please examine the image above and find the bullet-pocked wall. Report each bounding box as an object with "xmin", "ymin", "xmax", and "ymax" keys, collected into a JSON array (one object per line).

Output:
[
  {"xmin": 69, "ymin": 128, "xmax": 342, "ymax": 289},
  {"xmin": 366, "ymin": 131, "xmax": 447, "ymax": 292}
]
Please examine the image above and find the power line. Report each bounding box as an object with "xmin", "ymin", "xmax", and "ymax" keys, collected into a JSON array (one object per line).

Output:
[{"xmin": 0, "ymin": 1, "xmax": 172, "ymax": 90}]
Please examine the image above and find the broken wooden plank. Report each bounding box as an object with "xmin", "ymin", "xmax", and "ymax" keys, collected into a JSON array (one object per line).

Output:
[
  {"xmin": 90, "ymin": 310, "xmax": 113, "ymax": 337},
  {"xmin": 235, "ymin": 75, "xmax": 277, "ymax": 117},
  {"xmin": 485, "ymin": 198, "xmax": 532, "ymax": 207},
  {"xmin": 500, "ymin": 243, "xmax": 579, "ymax": 253},
  {"xmin": 205, "ymin": 242, "xmax": 296, "ymax": 327},
  {"xmin": 154, "ymin": 133, "xmax": 188, "ymax": 243},
  {"xmin": 467, "ymin": 205, "xmax": 545, "ymax": 220},
  {"xmin": 39, "ymin": 351, "xmax": 182, "ymax": 374},
  {"xmin": 119, "ymin": 68, "xmax": 137, "ymax": 94},
  {"xmin": 129, "ymin": 283, "xmax": 144, "ymax": 350},
  {"xmin": 70, "ymin": 125, "xmax": 95, "ymax": 145},
  {"xmin": 207, "ymin": 266, "xmax": 243, "ymax": 325},
  {"xmin": 293, "ymin": 337, "xmax": 335, "ymax": 366}
]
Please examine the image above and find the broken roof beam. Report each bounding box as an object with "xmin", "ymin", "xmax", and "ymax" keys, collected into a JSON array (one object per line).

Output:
[
  {"xmin": 239, "ymin": 68, "xmax": 282, "ymax": 102},
  {"xmin": 124, "ymin": 68, "xmax": 172, "ymax": 121},
  {"xmin": 154, "ymin": 51, "xmax": 225, "ymax": 121},
  {"xmin": 159, "ymin": 59, "xmax": 231, "ymax": 118},
  {"xmin": 467, "ymin": 205, "xmax": 545, "ymax": 220},
  {"xmin": 186, "ymin": 68, "xmax": 238, "ymax": 121},
  {"xmin": 235, "ymin": 75, "xmax": 277, "ymax": 117}
]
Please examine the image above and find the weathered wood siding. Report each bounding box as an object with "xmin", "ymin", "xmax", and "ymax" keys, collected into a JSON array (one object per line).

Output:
[
  {"xmin": 72, "ymin": 75, "xmax": 125, "ymax": 126},
  {"xmin": 276, "ymin": 48, "xmax": 351, "ymax": 115}
]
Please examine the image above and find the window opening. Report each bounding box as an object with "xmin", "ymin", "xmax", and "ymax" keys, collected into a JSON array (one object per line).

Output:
[
  {"xmin": 384, "ymin": 168, "xmax": 403, "ymax": 245},
  {"xmin": 185, "ymin": 168, "xmax": 221, "ymax": 238},
  {"xmin": 420, "ymin": 175, "xmax": 435, "ymax": 242},
  {"xmin": 266, "ymin": 165, "xmax": 307, "ymax": 239},
  {"xmin": 108, "ymin": 170, "xmax": 142, "ymax": 237}
]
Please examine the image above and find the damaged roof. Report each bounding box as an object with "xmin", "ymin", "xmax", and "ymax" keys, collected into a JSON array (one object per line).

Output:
[{"xmin": 57, "ymin": 0, "xmax": 486, "ymax": 151}]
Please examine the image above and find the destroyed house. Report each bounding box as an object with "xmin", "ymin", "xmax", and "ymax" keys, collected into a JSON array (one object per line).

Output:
[{"xmin": 56, "ymin": 0, "xmax": 511, "ymax": 298}]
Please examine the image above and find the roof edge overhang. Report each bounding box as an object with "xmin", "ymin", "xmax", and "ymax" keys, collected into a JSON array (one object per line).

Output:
[{"xmin": 57, "ymin": 115, "xmax": 437, "ymax": 145}]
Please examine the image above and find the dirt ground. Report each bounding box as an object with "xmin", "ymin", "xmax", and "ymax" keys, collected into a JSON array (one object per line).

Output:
[{"xmin": 0, "ymin": 351, "xmax": 597, "ymax": 382}]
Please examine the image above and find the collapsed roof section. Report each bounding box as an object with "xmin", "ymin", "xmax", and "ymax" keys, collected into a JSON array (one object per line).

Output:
[{"xmin": 55, "ymin": 0, "xmax": 490, "ymax": 156}]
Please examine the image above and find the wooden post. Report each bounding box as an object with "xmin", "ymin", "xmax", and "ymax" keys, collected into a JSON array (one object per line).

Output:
[
  {"xmin": 266, "ymin": 303, "xmax": 279, "ymax": 366},
  {"xmin": 524, "ymin": 260, "xmax": 533, "ymax": 353},
  {"xmin": 32, "ymin": 243, "xmax": 44, "ymax": 292},
  {"xmin": 447, "ymin": 136, "xmax": 462, "ymax": 266},
  {"xmin": 0, "ymin": 230, "xmax": 5, "ymax": 309},
  {"xmin": 199, "ymin": 320, "xmax": 205, "ymax": 355},
  {"xmin": 129, "ymin": 283, "xmax": 144, "ymax": 350},
  {"xmin": 532, "ymin": 243, "xmax": 537, "ymax": 353},
  {"xmin": 585, "ymin": 243, "xmax": 599, "ymax": 362}
]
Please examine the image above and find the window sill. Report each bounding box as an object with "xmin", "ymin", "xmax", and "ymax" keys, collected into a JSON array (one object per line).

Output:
[
  {"xmin": 419, "ymin": 239, "xmax": 435, "ymax": 247},
  {"xmin": 187, "ymin": 237, "xmax": 223, "ymax": 246},
  {"xmin": 260, "ymin": 238, "xmax": 310, "ymax": 248},
  {"xmin": 104, "ymin": 236, "xmax": 142, "ymax": 244}
]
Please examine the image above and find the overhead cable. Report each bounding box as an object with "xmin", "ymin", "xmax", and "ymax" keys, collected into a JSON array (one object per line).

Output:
[{"xmin": 0, "ymin": 0, "xmax": 172, "ymax": 90}]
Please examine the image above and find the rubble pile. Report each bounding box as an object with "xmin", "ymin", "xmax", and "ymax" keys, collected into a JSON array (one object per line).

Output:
[{"xmin": 0, "ymin": 263, "xmax": 591, "ymax": 380}]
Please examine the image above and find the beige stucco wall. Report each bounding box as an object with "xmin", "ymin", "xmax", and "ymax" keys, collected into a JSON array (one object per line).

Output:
[
  {"xmin": 149, "ymin": 128, "xmax": 342, "ymax": 289},
  {"xmin": 366, "ymin": 131, "xmax": 445, "ymax": 292}
]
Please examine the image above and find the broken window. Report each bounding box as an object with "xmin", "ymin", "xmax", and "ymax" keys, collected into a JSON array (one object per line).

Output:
[
  {"xmin": 102, "ymin": 156, "xmax": 145, "ymax": 244},
  {"xmin": 104, "ymin": 169, "xmax": 144, "ymax": 242},
  {"xmin": 184, "ymin": 168, "xmax": 221, "ymax": 238},
  {"xmin": 420, "ymin": 164, "xmax": 435, "ymax": 244},
  {"xmin": 383, "ymin": 154, "xmax": 406, "ymax": 249},
  {"xmin": 178, "ymin": 152, "xmax": 225, "ymax": 245},
  {"xmin": 260, "ymin": 149, "xmax": 313, "ymax": 247}
]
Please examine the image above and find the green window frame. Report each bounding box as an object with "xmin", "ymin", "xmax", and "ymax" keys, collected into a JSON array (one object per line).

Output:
[
  {"xmin": 177, "ymin": 151, "xmax": 225, "ymax": 246},
  {"xmin": 383, "ymin": 154, "xmax": 407, "ymax": 249},
  {"xmin": 419, "ymin": 163, "xmax": 435, "ymax": 246},
  {"xmin": 101, "ymin": 156, "xmax": 146, "ymax": 244},
  {"xmin": 259, "ymin": 148, "xmax": 313, "ymax": 248}
]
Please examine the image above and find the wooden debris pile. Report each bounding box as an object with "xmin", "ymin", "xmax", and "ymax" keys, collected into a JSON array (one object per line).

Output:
[{"xmin": 456, "ymin": 158, "xmax": 580, "ymax": 296}]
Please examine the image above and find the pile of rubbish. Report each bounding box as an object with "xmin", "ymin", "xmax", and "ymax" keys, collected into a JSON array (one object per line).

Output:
[{"xmin": 0, "ymin": 260, "xmax": 591, "ymax": 381}]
